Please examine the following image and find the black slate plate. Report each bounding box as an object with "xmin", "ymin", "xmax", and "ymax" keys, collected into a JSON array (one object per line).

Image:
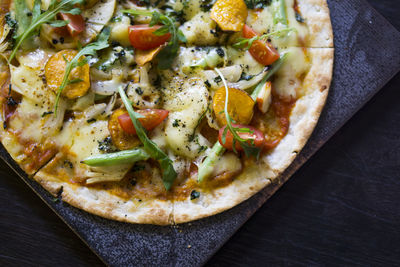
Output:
[{"xmin": 1, "ymin": 0, "xmax": 400, "ymax": 266}]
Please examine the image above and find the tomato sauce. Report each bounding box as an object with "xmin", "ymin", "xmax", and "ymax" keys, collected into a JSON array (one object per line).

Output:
[
  {"xmin": 22, "ymin": 140, "xmax": 58, "ymax": 173},
  {"xmin": 252, "ymin": 90, "xmax": 296, "ymax": 151}
]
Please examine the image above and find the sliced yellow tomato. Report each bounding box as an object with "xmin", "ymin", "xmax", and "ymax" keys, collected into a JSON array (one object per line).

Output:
[
  {"xmin": 210, "ymin": 0, "xmax": 248, "ymax": 32},
  {"xmin": 213, "ymin": 86, "xmax": 255, "ymax": 127},
  {"xmin": 45, "ymin": 49, "xmax": 90, "ymax": 99},
  {"xmin": 108, "ymin": 109, "xmax": 141, "ymax": 150}
]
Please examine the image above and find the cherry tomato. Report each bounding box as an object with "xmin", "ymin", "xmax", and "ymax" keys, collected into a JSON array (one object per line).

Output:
[
  {"xmin": 242, "ymin": 25, "xmax": 280, "ymax": 66},
  {"xmin": 59, "ymin": 13, "xmax": 86, "ymax": 37},
  {"xmin": 128, "ymin": 25, "xmax": 171, "ymax": 50},
  {"xmin": 118, "ymin": 109, "xmax": 169, "ymax": 135},
  {"xmin": 264, "ymin": 138, "xmax": 280, "ymax": 150},
  {"xmin": 218, "ymin": 124, "xmax": 265, "ymax": 151}
]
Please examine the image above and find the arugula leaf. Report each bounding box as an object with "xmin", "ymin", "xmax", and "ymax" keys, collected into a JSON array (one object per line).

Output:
[
  {"xmin": 215, "ymin": 68, "xmax": 262, "ymax": 159},
  {"xmin": 54, "ymin": 27, "xmax": 110, "ymax": 113},
  {"xmin": 9, "ymin": 0, "xmax": 84, "ymax": 61},
  {"xmin": 197, "ymin": 142, "xmax": 225, "ymax": 183},
  {"xmin": 122, "ymin": 9, "xmax": 186, "ymax": 69},
  {"xmin": 233, "ymin": 28, "xmax": 295, "ymax": 50},
  {"xmin": 118, "ymin": 85, "xmax": 177, "ymax": 190}
]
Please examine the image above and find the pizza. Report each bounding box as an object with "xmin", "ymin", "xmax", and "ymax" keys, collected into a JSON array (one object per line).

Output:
[{"xmin": 0, "ymin": 0, "xmax": 333, "ymax": 224}]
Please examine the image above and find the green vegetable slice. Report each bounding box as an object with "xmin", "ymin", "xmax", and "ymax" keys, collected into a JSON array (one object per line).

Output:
[
  {"xmin": 273, "ymin": 0, "xmax": 288, "ymax": 26},
  {"xmin": 118, "ymin": 86, "xmax": 177, "ymax": 190},
  {"xmin": 82, "ymin": 148, "xmax": 150, "ymax": 166},
  {"xmin": 250, "ymin": 53, "xmax": 287, "ymax": 99},
  {"xmin": 197, "ymin": 142, "xmax": 225, "ymax": 183}
]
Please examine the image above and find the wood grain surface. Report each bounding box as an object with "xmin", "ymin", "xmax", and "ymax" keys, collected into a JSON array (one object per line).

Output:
[{"xmin": 1, "ymin": 1, "xmax": 399, "ymax": 266}]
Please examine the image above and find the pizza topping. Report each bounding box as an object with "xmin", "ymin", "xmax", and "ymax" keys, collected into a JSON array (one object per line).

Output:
[
  {"xmin": 244, "ymin": 0, "xmax": 271, "ymax": 9},
  {"xmin": 123, "ymin": 9, "xmax": 186, "ymax": 69},
  {"xmin": 134, "ymin": 45, "xmax": 164, "ymax": 66},
  {"xmin": 212, "ymin": 86, "xmax": 254, "ymax": 127},
  {"xmin": 197, "ymin": 142, "xmax": 225, "ymax": 183},
  {"xmin": 97, "ymin": 136, "xmax": 117, "ymax": 153},
  {"xmin": 45, "ymin": 49, "xmax": 90, "ymax": 99},
  {"xmin": 9, "ymin": 0, "xmax": 84, "ymax": 61},
  {"xmin": 82, "ymin": 148, "xmax": 150, "ymax": 166},
  {"xmin": 53, "ymin": 27, "xmax": 110, "ymax": 113},
  {"xmin": 128, "ymin": 24, "xmax": 171, "ymax": 50},
  {"xmin": 190, "ymin": 190, "xmax": 200, "ymax": 200},
  {"xmin": 215, "ymin": 68, "xmax": 262, "ymax": 157},
  {"xmin": 256, "ymin": 81, "xmax": 272, "ymax": 113},
  {"xmin": 118, "ymin": 109, "xmax": 169, "ymax": 135},
  {"xmin": 210, "ymin": 0, "xmax": 248, "ymax": 32},
  {"xmin": 189, "ymin": 48, "xmax": 226, "ymax": 70},
  {"xmin": 23, "ymin": 141, "xmax": 58, "ymax": 173},
  {"xmin": 179, "ymin": 12, "xmax": 219, "ymax": 46},
  {"xmin": 250, "ymin": 53, "xmax": 287, "ymax": 98},
  {"xmin": 198, "ymin": 55, "xmax": 287, "ymax": 181},
  {"xmin": 240, "ymin": 25, "xmax": 280, "ymax": 66},
  {"xmin": 109, "ymin": 108, "xmax": 141, "ymax": 150},
  {"xmin": 272, "ymin": 0, "xmax": 288, "ymax": 26},
  {"xmin": 118, "ymin": 85, "xmax": 177, "ymax": 190},
  {"xmin": 218, "ymin": 124, "xmax": 265, "ymax": 151},
  {"xmin": 233, "ymin": 27, "xmax": 294, "ymax": 50},
  {"xmin": 293, "ymin": 0, "xmax": 304, "ymax": 23},
  {"xmin": 59, "ymin": 12, "xmax": 86, "ymax": 37}
]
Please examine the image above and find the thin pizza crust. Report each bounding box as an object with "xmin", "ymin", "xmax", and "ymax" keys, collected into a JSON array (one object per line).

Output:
[{"xmin": 34, "ymin": 172, "xmax": 174, "ymax": 225}]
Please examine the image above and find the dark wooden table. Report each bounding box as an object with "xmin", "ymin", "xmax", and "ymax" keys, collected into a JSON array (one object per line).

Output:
[{"xmin": 1, "ymin": 1, "xmax": 399, "ymax": 266}]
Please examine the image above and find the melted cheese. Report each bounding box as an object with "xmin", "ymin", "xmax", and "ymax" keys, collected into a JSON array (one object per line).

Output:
[
  {"xmin": 163, "ymin": 78, "xmax": 209, "ymax": 159},
  {"xmin": 227, "ymin": 48, "xmax": 264, "ymax": 75},
  {"xmin": 67, "ymin": 119, "xmax": 132, "ymax": 183},
  {"xmin": 9, "ymin": 62, "xmax": 67, "ymax": 142},
  {"xmin": 274, "ymin": 47, "xmax": 310, "ymax": 100},
  {"xmin": 180, "ymin": 12, "xmax": 219, "ymax": 46},
  {"xmin": 174, "ymin": 0, "xmax": 202, "ymax": 20},
  {"xmin": 109, "ymin": 15, "xmax": 131, "ymax": 47},
  {"xmin": 10, "ymin": 64, "xmax": 50, "ymax": 102},
  {"xmin": 211, "ymin": 152, "xmax": 242, "ymax": 177}
]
